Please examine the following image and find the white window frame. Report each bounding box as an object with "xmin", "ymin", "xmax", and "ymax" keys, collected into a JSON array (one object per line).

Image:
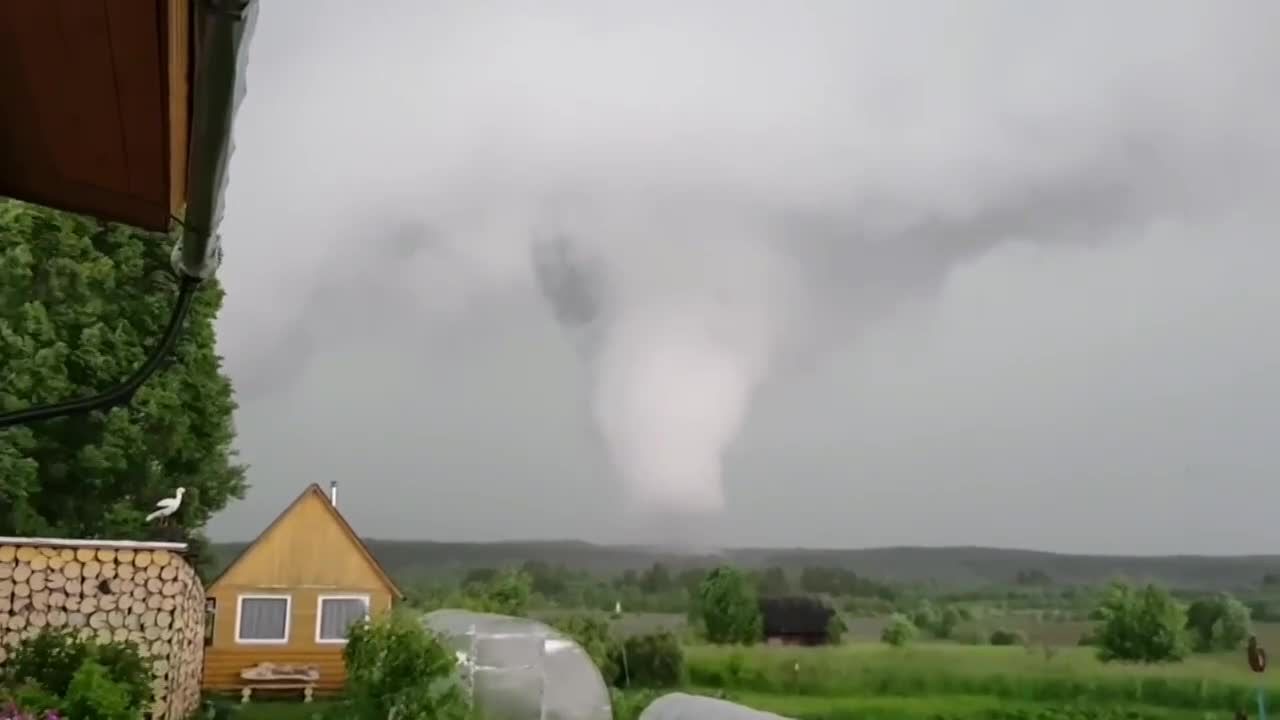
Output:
[
  {"xmin": 235, "ymin": 594, "xmax": 292, "ymax": 645},
  {"xmin": 315, "ymin": 594, "xmax": 372, "ymax": 644}
]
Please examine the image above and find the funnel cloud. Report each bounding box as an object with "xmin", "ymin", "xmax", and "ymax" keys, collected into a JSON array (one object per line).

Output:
[{"xmin": 207, "ymin": 0, "xmax": 1280, "ymax": 552}]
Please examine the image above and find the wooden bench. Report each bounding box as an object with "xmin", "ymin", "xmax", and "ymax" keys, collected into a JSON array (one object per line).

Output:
[
  {"xmin": 239, "ymin": 683, "xmax": 315, "ymax": 704},
  {"xmin": 238, "ymin": 662, "xmax": 320, "ymax": 704}
]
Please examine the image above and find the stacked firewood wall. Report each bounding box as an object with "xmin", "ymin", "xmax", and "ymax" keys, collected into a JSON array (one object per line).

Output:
[{"xmin": 0, "ymin": 543, "xmax": 205, "ymax": 720}]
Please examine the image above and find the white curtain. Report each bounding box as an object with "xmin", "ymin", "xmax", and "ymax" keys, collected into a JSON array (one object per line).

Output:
[
  {"xmin": 239, "ymin": 598, "xmax": 288, "ymax": 640},
  {"xmin": 319, "ymin": 598, "xmax": 368, "ymax": 641}
]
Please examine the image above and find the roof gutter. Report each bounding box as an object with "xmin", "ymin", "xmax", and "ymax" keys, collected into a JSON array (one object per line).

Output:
[{"xmin": 173, "ymin": 0, "xmax": 258, "ymax": 280}]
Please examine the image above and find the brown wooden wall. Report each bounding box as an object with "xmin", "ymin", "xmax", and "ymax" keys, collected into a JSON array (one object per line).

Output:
[
  {"xmin": 203, "ymin": 647, "xmax": 349, "ymax": 695},
  {"xmin": 202, "ymin": 586, "xmax": 394, "ymax": 694},
  {"xmin": 0, "ymin": 0, "xmax": 189, "ymax": 230}
]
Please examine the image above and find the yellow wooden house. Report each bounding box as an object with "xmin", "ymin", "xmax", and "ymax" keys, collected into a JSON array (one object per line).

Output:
[{"xmin": 202, "ymin": 483, "xmax": 403, "ymax": 698}]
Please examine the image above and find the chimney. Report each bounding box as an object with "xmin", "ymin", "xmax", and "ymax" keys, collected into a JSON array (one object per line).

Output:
[{"xmin": 329, "ymin": 481, "xmax": 338, "ymax": 508}]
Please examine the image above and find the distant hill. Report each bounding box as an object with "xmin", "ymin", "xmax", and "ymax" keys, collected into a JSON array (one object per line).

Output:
[{"xmin": 207, "ymin": 539, "xmax": 1280, "ymax": 590}]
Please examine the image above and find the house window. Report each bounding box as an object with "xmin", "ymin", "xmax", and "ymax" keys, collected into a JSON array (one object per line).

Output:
[
  {"xmin": 236, "ymin": 595, "xmax": 291, "ymax": 644},
  {"xmin": 316, "ymin": 595, "xmax": 371, "ymax": 643}
]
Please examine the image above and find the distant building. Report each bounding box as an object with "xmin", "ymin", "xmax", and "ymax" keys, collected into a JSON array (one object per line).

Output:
[{"xmin": 759, "ymin": 596, "xmax": 836, "ymax": 646}]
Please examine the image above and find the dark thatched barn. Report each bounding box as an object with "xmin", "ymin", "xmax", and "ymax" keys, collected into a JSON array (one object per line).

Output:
[{"xmin": 759, "ymin": 596, "xmax": 836, "ymax": 646}]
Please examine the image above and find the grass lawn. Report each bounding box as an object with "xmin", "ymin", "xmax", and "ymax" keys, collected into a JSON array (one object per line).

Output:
[
  {"xmin": 228, "ymin": 700, "xmax": 337, "ymax": 719},
  {"xmin": 222, "ymin": 638, "xmax": 1275, "ymax": 719},
  {"xmin": 225, "ymin": 694, "xmax": 1246, "ymax": 720},
  {"xmin": 717, "ymin": 691, "xmax": 1237, "ymax": 720},
  {"xmin": 685, "ymin": 642, "xmax": 1269, "ymax": 711}
]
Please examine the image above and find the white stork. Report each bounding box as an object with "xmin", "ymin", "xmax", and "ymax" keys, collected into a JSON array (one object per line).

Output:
[{"xmin": 146, "ymin": 487, "xmax": 186, "ymax": 523}]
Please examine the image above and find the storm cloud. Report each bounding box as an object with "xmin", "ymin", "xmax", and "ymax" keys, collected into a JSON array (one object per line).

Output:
[{"xmin": 209, "ymin": 0, "xmax": 1280, "ymax": 552}]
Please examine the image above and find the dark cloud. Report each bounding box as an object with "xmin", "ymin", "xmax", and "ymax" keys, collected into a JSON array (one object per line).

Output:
[{"xmin": 208, "ymin": 0, "xmax": 1280, "ymax": 552}]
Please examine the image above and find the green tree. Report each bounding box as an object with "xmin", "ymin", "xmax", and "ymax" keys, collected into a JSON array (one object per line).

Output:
[
  {"xmin": 697, "ymin": 566, "xmax": 762, "ymax": 645},
  {"xmin": 910, "ymin": 600, "xmax": 940, "ymax": 633},
  {"xmin": 935, "ymin": 605, "xmax": 962, "ymax": 639},
  {"xmin": 881, "ymin": 613, "xmax": 917, "ymax": 646},
  {"xmin": 461, "ymin": 568, "xmax": 533, "ymax": 616},
  {"xmin": 520, "ymin": 560, "xmax": 570, "ymax": 599},
  {"xmin": 640, "ymin": 562, "xmax": 673, "ymax": 594},
  {"xmin": 1186, "ymin": 593, "xmax": 1251, "ymax": 652},
  {"xmin": 826, "ymin": 612, "xmax": 848, "ymax": 644},
  {"xmin": 1093, "ymin": 581, "xmax": 1190, "ymax": 663},
  {"xmin": 343, "ymin": 609, "xmax": 469, "ymax": 720},
  {"xmin": 0, "ymin": 200, "xmax": 246, "ymax": 544}
]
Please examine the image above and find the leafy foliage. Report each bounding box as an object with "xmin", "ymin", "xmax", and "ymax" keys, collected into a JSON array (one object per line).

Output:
[
  {"xmin": 697, "ymin": 566, "xmax": 762, "ymax": 645},
  {"xmin": 910, "ymin": 601, "xmax": 940, "ymax": 632},
  {"xmin": 550, "ymin": 613, "xmax": 620, "ymax": 683},
  {"xmin": 1185, "ymin": 592, "xmax": 1250, "ymax": 652},
  {"xmin": 62, "ymin": 661, "xmax": 134, "ymax": 720},
  {"xmin": 608, "ymin": 689, "xmax": 661, "ymax": 720},
  {"xmin": 0, "ymin": 199, "xmax": 246, "ymax": 543},
  {"xmin": 1, "ymin": 629, "xmax": 151, "ymax": 720},
  {"xmin": 414, "ymin": 568, "xmax": 536, "ymax": 616},
  {"xmin": 472, "ymin": 568, "xmax": 533, "ymax": 616},
  {"xmin": 825, "ymin": 612, "xmax": 847, "ymax": 644},
  {"xmin": 1, "ymin": 684, "xmax": 63, "ymax": 720},
  {"xmin": 612, "ymin": 631, "xmax": 685, "ymax": 688},
  {"xmin": 341, "ymin": 608, "xmax": 469, "ymax": 720},
  {"xmin": 881, "ymin": 613, "xmax": 918, "ymax": 646},
  {"xmin": 1092, "ymin": 582, "xmax": 1189, "ymax": 663}
]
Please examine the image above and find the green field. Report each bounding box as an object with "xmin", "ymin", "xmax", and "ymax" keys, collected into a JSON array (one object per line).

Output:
[
  {"xmin": 679, "ymin": 642, "xmax": 1270, "ymax": 718},
  {"xmin": 703, "ymin": 692, "xmax": 1228, "ymax": 720},
  {"xmin": 689, "ymin": 642, "xmax": 1267, "ymax": 702},
  {"xmin": 228, "ymin": 640, "xmax": 1273, "ymax": 719}
]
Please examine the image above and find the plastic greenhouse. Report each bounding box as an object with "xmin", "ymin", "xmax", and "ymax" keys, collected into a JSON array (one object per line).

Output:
[
  {"xmin": 638, "ymin": 693, "xmax": 793, "ymax": 720},
  {"xmin": 423, "ymin": 609, "xmax": 614, "ymax": 720}
]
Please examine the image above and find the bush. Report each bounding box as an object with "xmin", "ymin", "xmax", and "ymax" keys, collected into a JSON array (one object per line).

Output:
[
  {"xmin": 342, "ymin": 609, "xmax": 469, "ymax": 720},
  {"xmin": 989, "ymin": 628, "xmax": 1026, "ymax": 646},
  {"xmin": 1, "ymin": 629, "xmax": 151, "ymax": 720},
  {"xmin": 1186, "ymin": 593, "xmax": 1251, "ymax": 652},
  {"xmin": 826, "ymin": 613, "xmax": 847, "ymax": 644},
  {"xmin": 550, "ymin": 614, "xmax": 619, "ymax": 682},
  {"xmin": 63, "ymin": 661, "xmax": 134, "ymax": 720},
  {"xmin": 1, "ymin": 683, "xmax": 62, "ymax": 719},
  {"xmin": 1093, "ymin": 582, "xmax": 1189, "ymax": 663},
  {"xmin": 612, "ymin": 631, "xmax": 685, "ymax": 688},
  {"xmin": 4, "ymin": 629, "xmax": 91, "ymax": 699},
  {"xmin": 910, "ymin": 601, "xmax": 939, "ymax": 633},
  {"xmin": 610, "ymin": 688, "xmax": 662, "ymax": 720},
  {"xmin": 697, "ymin": 567, "xmax": 762, "ymax": 645},
  {"xmin": 934, "ymin": 606, "xmax": 962, "ymax": 638},
  {"xmin": 881, "ymin": 614, "xmax": 917, "ymax": 646}
]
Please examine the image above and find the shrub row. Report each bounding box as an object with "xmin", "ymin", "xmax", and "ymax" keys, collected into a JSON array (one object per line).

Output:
[{"xmin": 1, "ymin": 629, "xmax": 152, "ymax": 720}]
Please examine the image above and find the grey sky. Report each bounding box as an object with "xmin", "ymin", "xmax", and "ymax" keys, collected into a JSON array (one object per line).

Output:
[{"xmin": 208, "ymin": 0, "xmax": 1280, "ymax": 554}]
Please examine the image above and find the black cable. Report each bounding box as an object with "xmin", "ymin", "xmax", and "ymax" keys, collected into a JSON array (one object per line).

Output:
[{"xmin": 0, "ymin": 275, "xmax": 203, "ymax": 429}]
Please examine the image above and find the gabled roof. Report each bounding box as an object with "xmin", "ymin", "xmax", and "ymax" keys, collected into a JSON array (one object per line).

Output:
[{"xmin": 209, "ymin": 484, "xmax": 403, "ymax": 599}]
